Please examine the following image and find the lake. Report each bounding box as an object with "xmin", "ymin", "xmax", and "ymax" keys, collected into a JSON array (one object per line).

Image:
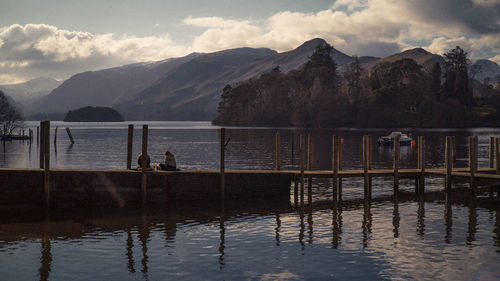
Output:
[{"xmin": 0, "ymin": 121, "xmax": 499, "ymax": 280}]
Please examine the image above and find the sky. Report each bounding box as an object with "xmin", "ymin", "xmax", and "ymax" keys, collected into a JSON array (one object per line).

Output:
[{"xmin": 0, "ymin": 0, "xmax": 499, "ymax": 84}]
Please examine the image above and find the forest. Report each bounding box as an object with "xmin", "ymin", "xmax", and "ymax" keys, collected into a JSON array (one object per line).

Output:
[{"xmin": 213, "ymin": 44, "xmax": 500, "ymax": 128}]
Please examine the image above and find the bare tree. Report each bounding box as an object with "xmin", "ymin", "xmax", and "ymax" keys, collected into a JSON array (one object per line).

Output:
[{"xmin": 0, "ymin": 90, "xmax": 24, "ymax": 136}]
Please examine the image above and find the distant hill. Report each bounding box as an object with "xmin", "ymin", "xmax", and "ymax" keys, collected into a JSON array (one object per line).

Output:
[
  {"xmin": 0, "ymin": 77, "xmax": 61, "ymax": 112},
  {"xmin": 472, "ymin": 59, "xmax": 500, "ymax": 83},
  {"xmin": 63, "ymin": 106, "xmax": 124, "ymax": 122},
  {"xmin": 361, "ymin": 48, "xmax": 445, "ymax": 71}
]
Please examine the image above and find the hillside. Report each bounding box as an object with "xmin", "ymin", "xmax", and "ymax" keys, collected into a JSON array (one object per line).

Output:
[{"xmin": 0, "ymin": 77, "xmax": 61, "ymax": 110}]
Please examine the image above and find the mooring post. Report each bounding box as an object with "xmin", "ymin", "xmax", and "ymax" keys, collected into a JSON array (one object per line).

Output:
[
  {"xmin": 490, "ymin": 136, "xmax": 495, "ymax": 169},
  {"xmin": 220, "ymin": 128, "xmax": 226, "ymax": 201},
  {"xmin": 275, "ymin": 132, "xmax": 280, "ymax": 170},
  {"xmin": 332, "ymin": 135, "xmax": 339, "ymax": 203},
  {"xmin": 126, "ymin": 125, "xmax": 134, "ymax": 170},
  {"xmin": 53, "ymin": 126, "xmax": 58, "ymax": 147},
  {"xmin": 496, "ymin": 137, "xmax": 500, "ymax": 175},
  {"xmin": 393, "ymin": 135, "xmax": 400, "ymax": 198},
  {"xmin": 299, "ymin": 134, "xmax": 305, "ymax": 205},
  {"xmin": 39, "ymin": 121, "xmax": 45, "ymax": 169},
  {"xmin": 445, "ymin": 136, "xmax": 452, "ymax": 195},
  {"xmin": 469, "ymin": 136, "xmax": 478, "ymax": 195},
  {"xmin": 141, "ymin": 125, "xmax": 148, "ymax": 202},
  {"xmin": 338, "ymin": 138, "xmax": 343, "ymax": 201},
  {"xmin": 43, "ymin": 121, "xmax": 50, "ymax": 209},
  {"xmin": 368, "ymin": 135, "xmax": 372, "ymax": 199},
  {"xmin": 65, "ymin": 128, "xmax": 74, "ymax": 144},
  {"xmin": 451, "ymin": 136, "xmax": 456, "ymax": 168},
  {"xmin": 307, "ymin": 134, "xmax": 313, "ymax": 204},
  {"xmin": 363, "ymin": 135, "xmax": 369, "ymax": 200},
  {"xmin": 36, "ymin": 126, "xmax": 39, "ymax": 145},
  {"xmin": 418, "ymin": 136, "xmax": 425, "ymax": 194}
]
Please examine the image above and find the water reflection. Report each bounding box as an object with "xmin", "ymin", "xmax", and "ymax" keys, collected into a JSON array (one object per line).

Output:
[{"xmin": 0, "ymin": 197, "xmax": 499, "ymax": 280}]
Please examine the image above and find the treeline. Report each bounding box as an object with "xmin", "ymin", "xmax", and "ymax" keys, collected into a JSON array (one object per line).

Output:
[{"xmin": 213, "ymin": 44, "xmax": 500, "ymax": 128}]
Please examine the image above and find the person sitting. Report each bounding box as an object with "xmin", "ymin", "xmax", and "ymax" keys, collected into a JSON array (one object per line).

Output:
[
  {"xmin": 160, "ymin": 151, "xmax": 178, "ymax": 171},
  {"xmin": 137, "ymin": 152, "xmax": 151, "ymax": 170}
]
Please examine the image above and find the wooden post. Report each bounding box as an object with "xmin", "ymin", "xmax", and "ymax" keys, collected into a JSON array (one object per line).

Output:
[
  {"xmin": 368, "ymin": 135, "xmax": 372, "ymax": 199},
  {"xmin": 65, "ymin": 128, "xmax": 74, "ymax": 144},
  {"xmin": 39, "ymin": 122, "xmax": 45, "ymax": 169},
  {"xmin": 141, "ymin": 125, "xmax": 148, "ymax": 201},
  {"xmin": 220, "ymin": 128, "xmax": 226, "ymax": 200},
  {"xmin": 299, "ymin": 134, "xmax": 305, "ymax": 204},
  {"xmin": 37, "ymin": 126, "xmax": 39, "ymax": 145},
  {"xmin": 126, "ymin": 125, "xmax": 134, "ymax": 169},
  {"xmin": 338, "ymin": 138, "xmax": 343, "ymax": 201},
  {"xmin": 451, "ymin": 136, "xmax": 456, "ymax": 168},
  {"xmin": 445, "ymin": 136, "xmax": 452, "ymax": 194},
  {"xmin": 490, "ymin": 136, "xmax": 495, "ymax": 169},
  {"xmin": 43, "ymin": 121, "xmax": 50, "ymax": 208},
  {"xmin": 332, "ymin": 135, "xmax": 339, "ymax": 202},
  {"xmin": 363, "ymin": 135, "xmax": 369, "ymax": 200},
  {"xmin": 469, "ymin": 136, "xmax": 478, "ymax": 194},
  {"xmin": 275, "ymin": 132, "xmax": 280, "ymax": 170},
  {"xmin": 53, "ymin": 126, "xmax": 58, "ymax": 146},
  {"xmin": 418, "ymin": 136, "xmax": 425, "ymax": 194},
  {"xmin": 496, "ymin": 138, "xmax": 500, "ymax": 175},
  {"xmin": 393, "ymin": 135, "xmax": 400, "ymax": 197},
  {"xmin": 307, "ymin": 134, "xmax": 313, "ymax": 203}
]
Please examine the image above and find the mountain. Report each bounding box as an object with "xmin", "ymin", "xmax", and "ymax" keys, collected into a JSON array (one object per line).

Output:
[
  {"xmin": 0, "ymin": 77, "xmax": 61, "ymax": 110},
  {"xmin": 115, "ymin": 38, "xmax": 357, "ymax": 120},
  {"xmin": 472, "ymin": 59, "xmax": 500, "ymax": 83},
  {"xmin": 361, "ymin": 47, "xmax": 445, "ymax": 71}
]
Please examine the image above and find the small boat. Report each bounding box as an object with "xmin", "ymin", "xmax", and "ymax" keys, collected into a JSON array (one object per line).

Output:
[{"xmin": 377, "ymin": 131, "xmax": 413, "ymax": 146}]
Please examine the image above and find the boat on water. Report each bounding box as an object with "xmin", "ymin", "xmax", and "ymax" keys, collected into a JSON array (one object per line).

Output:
[{"xmin": 377, "ymin": 131, "xmax": 413, "ymax": 146}]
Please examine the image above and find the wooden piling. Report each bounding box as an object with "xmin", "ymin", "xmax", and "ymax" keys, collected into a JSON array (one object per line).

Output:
[
  {"xmin": 299, "ymin": 134, "xmax": 305, "ymax": 204},
  {"xmin": 141, "ymin": 125, "xmax": 148, "ymax": 200},
  {"xmin": 338, "ymin": 139, "xmax": 343, "ymax": 198},
  {"xmin": 332, "ymin": 135, "xmax": 339, "ymax": 202},
  {"xmin": 307, "ymin": 134, "xmax": 313, "ymax": 203},
  {"xmin": 39, "ymin": 122, "xmax": 45, "ymax": 169},
  {"xmin": 451, "ymin": 136, "xmax": 456, "ymax": 168},
  {"xmin": 53, "ymin": 126, "xmax": 58, "ymax": 146},
  {"xmin": 469, "ymin": 136, "xmax": 478, "ymax": 194},
  {"xmin": 496, "ymin": 137, "xmax": 500, "ymax": 175},
  {"xmin": 363, "ymin": 135, "xmax": 369, "ymax": 200},
  {"xmin": 126, "ymin": 125, "xmax": 134, "ymax": 170},
  {"xmin": 418, "ymin": 136, "xmax": 425, "ymax": 194},
  {"xmin": 220, "ymin": 128, "xmax": 226, "ymax": 200},
  {"xmin": 490, "ymin": 137, "xmax": 495, "ymax": 169},
  {"xmin": 368, "ymin": 136, "xmax": 372, "ymax": 198},
  {"xmin": 43, "ymin": 121, "xmax": 50, "ymax": 208},
  {"xmin": 393, "ymin": 135, "xmax": 400, "ymax": 197},
  {"xmin": 445, "ymin": 136, "xmax": 452, "ymax": 194},
  {"xmin": 275, "ymin": 132, "xmax": 280, "ymax": 170},
  {"xmin": 37, "ymin": 126, "xmax": 39, "ymax": 145},
  {"xmin": 66, "ymin": 128, "xmax": 74, "ymax": 144}
]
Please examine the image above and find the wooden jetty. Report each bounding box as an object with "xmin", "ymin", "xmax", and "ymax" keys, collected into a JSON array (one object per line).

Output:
[{"xmin": 1, "ymin": 121, "xmax": 499, "ymax": 211}]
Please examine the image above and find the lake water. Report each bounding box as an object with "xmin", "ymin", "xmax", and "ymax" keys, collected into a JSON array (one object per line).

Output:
[{"xmin": 1, "ymin": 121, "xmax": 499, "ymax": 280}]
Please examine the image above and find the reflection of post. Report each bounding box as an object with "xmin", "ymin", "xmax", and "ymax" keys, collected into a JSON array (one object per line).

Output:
[
  {"xmin": 444, "ymin": 199, "xmax": 452, "ymax": 244},
  {"xmin": 392, "ymin": 200, "xmax": 400, "ymax": 238},
  {"xmin": 299, "ymin": 207, "xmax": 305, "ymax": 251},
  {"xmin": 39, "ymin": 235, "xmax": 52, "ymax": 281},
  {"xmin": 219, "ymin": 212, "xmax": 225, "ymax": 269},
  {"xmin": 362, "ymin": 202, "xmax": 372, "ymax": 248},
  {"xmin": 138, "ymin": 216, "xmax": 150, "ymax": 274},
  {"xmin": 275, "ymin": 213, "xmax": 281, "ymax": 246},
  {"xmin": 126, "ymin": 228, "xmax": 136, "ymax": 273},
  {"xmin": 494, "ymin": 208, "xmax": 500, "ymax": 248},
  {"xmin": 466, "ymin": 201, "xmax": 477, "ymax": 245},
  {"xmin": 417, "ymin": 199, "xmax": 425, "ymax": 238},
  {"xmin": 307, "ymin": 206, "xmax": 313, "ymax": 245},
  {"xmin": 331, "ymin": 205, "xmax": 342, "ymax": 249}
]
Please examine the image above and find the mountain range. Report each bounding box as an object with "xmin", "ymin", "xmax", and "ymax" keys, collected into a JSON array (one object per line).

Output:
[{"xmin": 2, "ymin": 38, "xmax": 499, "ymax": 121}]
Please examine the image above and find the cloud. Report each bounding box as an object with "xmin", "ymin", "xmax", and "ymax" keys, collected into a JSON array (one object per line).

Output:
[
  {"xmin": 0, "ymin": 24, "xmax": 190, "ymax": 84},
  {"xmin": 1, "ymin": 0, "xmax": 498, "ymax": 84}
]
